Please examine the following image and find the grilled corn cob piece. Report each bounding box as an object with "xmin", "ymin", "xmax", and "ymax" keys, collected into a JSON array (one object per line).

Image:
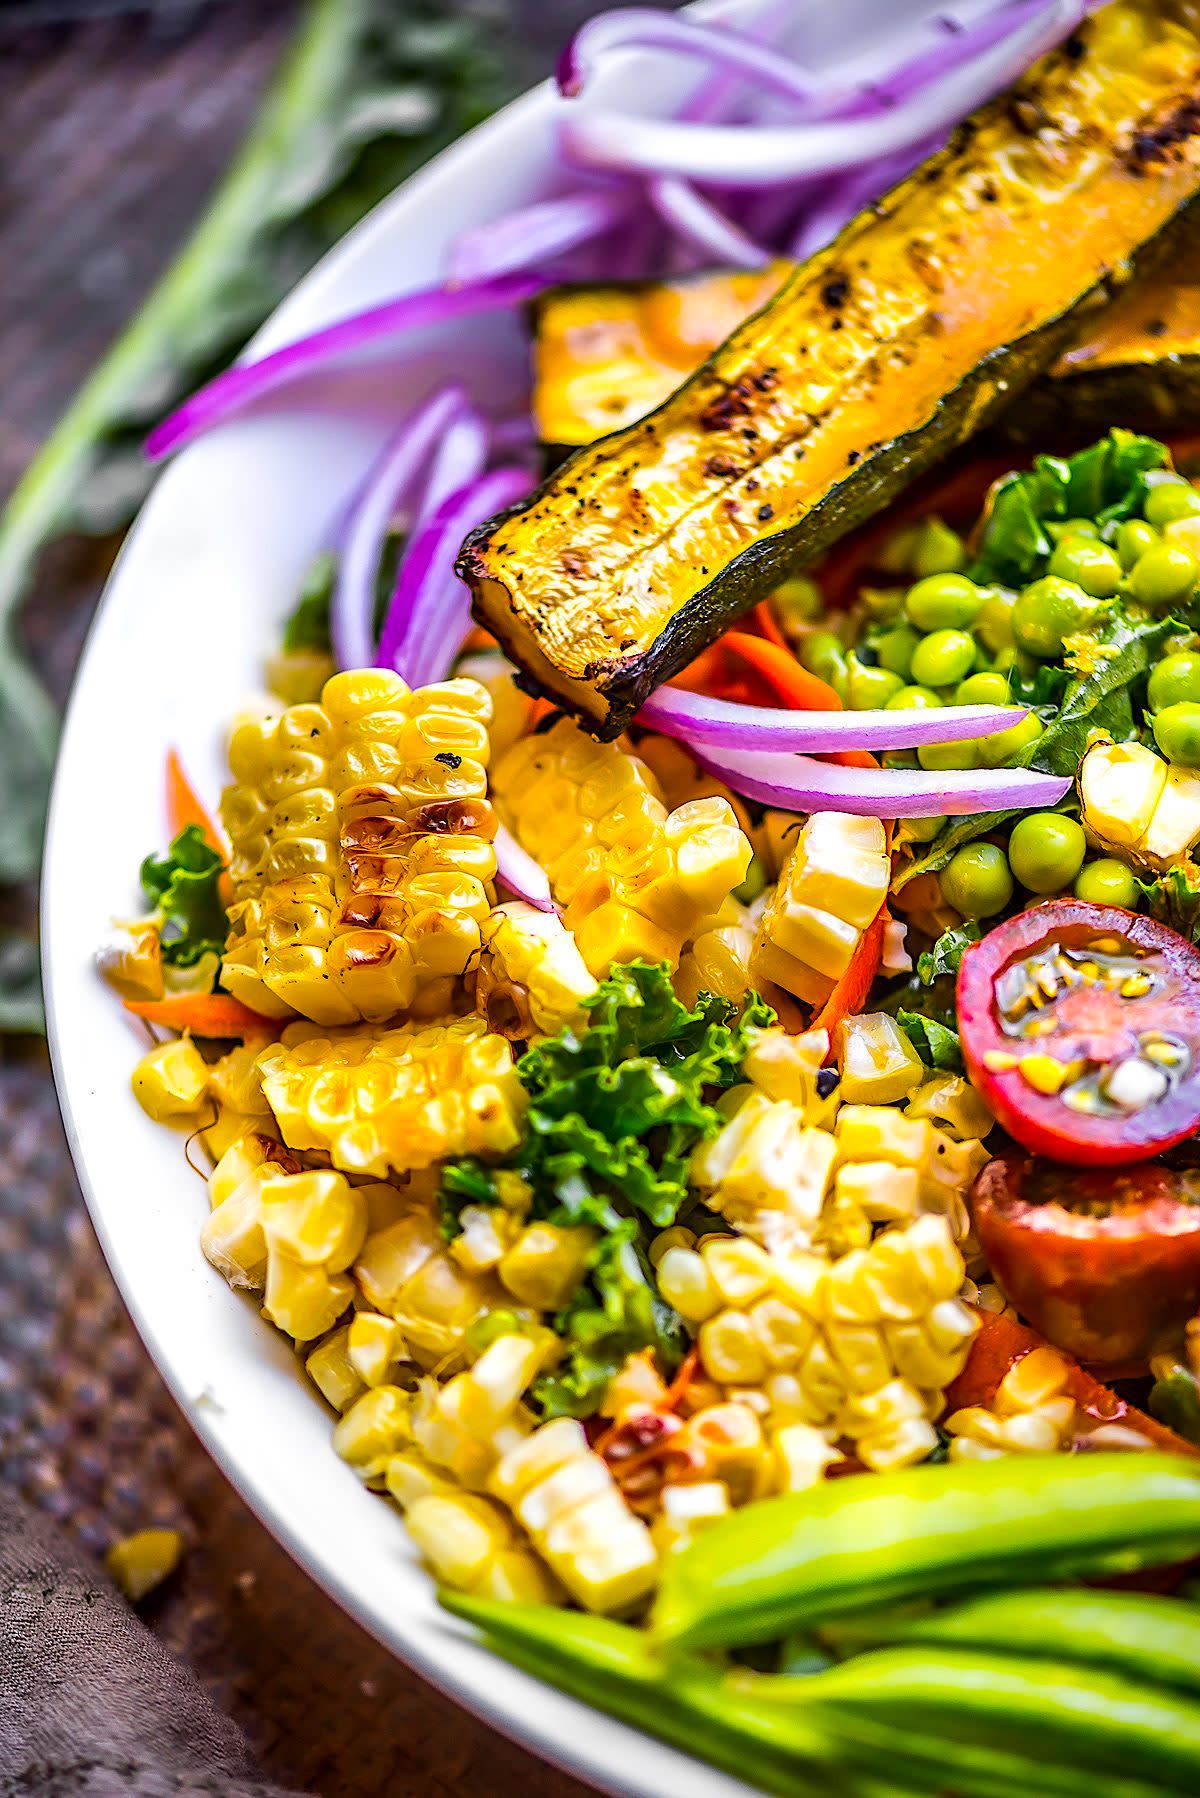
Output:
[
  {"xmin": 490, "ymin": 1418, "xmax": 658, "ymax": 1613},
  {"xmin": 492, "ymin": 717, "xmax": 752, "ymax": 974},
  {"xmin": 258, "ymin": 1015, "xmax": 526, "ymax": 1179},
  {"xmin": 752, "ymin": 813, "xmax": 890, "ymax": 1006},
  {"xmin": 1079, "ymin": 734, "xmax": 1200, "ymax": 870},
  {"xmin": 220, "ymin": 669, "xmax": 498, "ymax": 1026},
  {"xmin": 475, "ymin": 901, "xmax": 595, "ymax": 1039}
]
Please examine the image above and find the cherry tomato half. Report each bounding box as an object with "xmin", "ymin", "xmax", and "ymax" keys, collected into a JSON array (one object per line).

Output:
[
  {"xmin": 971, "ymin": 1152, "xmax": 1200, "ymax": 1367},
  {"xmin": 957, "ymin": 899, "xmax": 1200, "ymax": 1166}
]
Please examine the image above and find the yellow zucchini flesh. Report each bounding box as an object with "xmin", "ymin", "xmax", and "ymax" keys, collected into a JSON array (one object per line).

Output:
[{"xmin": 460, "ymin": 1, "xmax": 1200, "ymax": 737}]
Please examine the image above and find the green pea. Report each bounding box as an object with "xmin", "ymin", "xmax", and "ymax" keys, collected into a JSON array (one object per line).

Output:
[
  {"xmin": 1048, "ymin": 517, "xmax": 1101, "ymax": 542},
  {"xmin": 1116, "ymin": 518, "xmax": 1159, "ymax": 570},
  {"xmin": 900, "ymin": 815, "xmax": 947, "ymax": 844},
  {"xmin": 845, "ymin": 657, "xmax": 905, "ymax": 710},
  {"xmin": 1145, "ymin": 480, "xmax": 1200, "ymax": 528},
  {"xmin": 1008, "ymin": 812, "xmax": 1087, "ymax": 895},
  {"xmin": 877, "ymin": 624, "xmax": 921, "ymax": 680},
  {"xmin": 771, "ymin": 575, "xmax": 823, "ymax": 625},
  {"xmin": 1149, "ymin": 650, "xmax": 1200, "ymax": 711},
  {"xmin": 799, "ymin": 630, "xmax": 848, "ymax": 694},
  {"xmin": 992, "ymin": 644, "xmax": 1038, "ymax": 682},
  {"xmin": 917, "ymin": 738, "xmax": 980, "ymax": 772},
  {"xmin": 954, "ymin": 671, "xmax": 1011, "ymax": 707},
  {"xmin": 940, "ymin": 843, "xmax": 1013, "ymax": 920},
  {"xmin": 1074, "ymin": 858, "xmax": 1139, "ymax": 908},
  {"xmin": 905, "ymin": 573, "xmax": 983, "ymax": 632},
  {"xmin": 886, "ymin": 684, "xmax": 943, "ymax": 711},
  {"xmin": 911, "ymin": 518, "xmax": 966, "ymax": 578},
  {"xmin": 878, "ymin": 522, "xmax": 921, "ymax": 576},
  {"xmin": 1129, "ymin": 543, "xmax": 1199, "ymax": 610},
  {"xmin": 978, "ymin": 713, "xmax": 1044, "ymax": 768},
  {"xmin": 1012, "ymin": 576, "xmax": 1101, "ymax": 659},
  {"xmin": 975, "ymin": 588, "xmax": 1019, "ymax": 654},
  {"xmin": 1047, "ymin": 536, "xmax": 1122, "ymax": 598},
  {"xmin": 1153, "ymin": 701, "xmax": 1200, "ymax": 767},
  {"xmin": 734, "ymin": 855, "xmax": 768, "ymax": 905},
  {"xmin": 909, "ymin": 629, "xmax": 976, "ymax": 690}
]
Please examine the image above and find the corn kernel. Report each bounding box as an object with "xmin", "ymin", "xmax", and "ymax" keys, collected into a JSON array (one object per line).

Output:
[
  {"xmin": 406, "ymin": 1493, "xmax": 514, "ymax": 1590},
  {"xmin": 656, "ymin": 1247, "xmax": 721, "ymax": 1323},
  {"xmin": 259, "ymin": 1170, "xmax": 367, "ymax": 1272},
  {"xmin": 306, "ymin": 1325, "xmax": 366, "ymax": 1412},
  {"xmin": 993, "ymin": 1346, "xmax": 1072, "ymax": 1415},
  {"xmin": 499, "ymin": 1222, "xmax": 595, "ymax": 1310},
  {"xmin": 333, "ymin": 1384, "xmax": 413, "ymax": 1481},
  {"xmin": 131, "ymin": 1038, "xmax": 209, "ymax": 1123},
  {"xmin": 772, "ymin": 1424, "xmax": 841, "ymax": 1493},
  {"xmin": 490, "ymin": 1418, "xmax": 589, "ymax": 1506},
  {"xmin": 348, "ymin": 1312, "xmax": 406, "ymax": 1387},
  {"xmin": 106, "ymin": 1528, "xmax": 183, "ymax": 1602},
  {"xmin": 698, "ymin": 1310, "xmax": 769, "ymax": 1387},
  {"xmin": 264, "ymin": 1255, "xmax": 353, "ymax": 1343}
]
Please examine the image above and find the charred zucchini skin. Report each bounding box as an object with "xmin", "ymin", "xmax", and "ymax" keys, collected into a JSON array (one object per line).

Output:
[{"xmin": 460, "ymin": 1, "xmax": 1200, "ymax": 739}]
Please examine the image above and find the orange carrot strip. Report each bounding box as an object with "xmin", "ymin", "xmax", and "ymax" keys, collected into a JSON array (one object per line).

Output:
[
  {"xmin": 752, "ymin": 599, "xmax": 788, "ymax": 650},
  {"xmin": 125, "ymin": 993, "xmax": 276, "ymax": 1039},
  {"xmin": 718, "ymin": 631, "xmax": 843, "ymax": 713},
  {"xmin": 166, "ymin": 749, "xmax": 228, "ymax": 858},
  {"xmin": 810, "ymin": 905, "xmax": 888, "ymax": 1039}
]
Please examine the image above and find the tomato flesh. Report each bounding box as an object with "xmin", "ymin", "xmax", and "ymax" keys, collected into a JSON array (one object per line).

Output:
[
  {"xmin": 958, "ymin": 900, "xmax": 1200, "ymax": 1166},
  {"xmin": 972, "ymin": 1152, "xmax": 1200, "ymax": 1366}
]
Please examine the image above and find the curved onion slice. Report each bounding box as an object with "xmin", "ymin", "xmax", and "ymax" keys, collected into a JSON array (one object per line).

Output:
[
  {"xmin": 557, "ymin": 8, "xmax": 823, "ymax": 104},
  {"xmin": 646, "ymin": 176, "xmax": 770, "ymax": 268},
  {"xmin": 446, "ymin": 188, "xmax": 636, "ymax": 285},
  {"xmin": 694, "ymin": 743, "xmax": 1072, "ymax": 818},
  {"xmin": 561, "ymin": 2, "xmax": 1079, "ymax": 187},
  {"xmin": 330, "ymin": 385, "xmax": 469, "ymax": 673},
  {"xmin": 638, "ymin": 686, "xmax": 1027, "ymax": 754},
  {"xmin": 145, "ymin": 272, "xmax": 545, "ymax": 461},
  {"xmin": 494, "ymin": 822, "xmax": 556, "ymax": 912},
  {"xmin": 377, "ymin": 466, "xmax": 530, "ymax": 689}
]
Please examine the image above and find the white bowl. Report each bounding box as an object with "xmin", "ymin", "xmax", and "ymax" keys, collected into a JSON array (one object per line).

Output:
[{"xmin": 45, "ymin": 4, "xmax": 971, "ymax": 1789}]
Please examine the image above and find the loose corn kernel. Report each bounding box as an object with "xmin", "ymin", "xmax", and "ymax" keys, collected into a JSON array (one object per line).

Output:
[
  {"xmin": 752, "ymin": 813, "xmax": 889, "ymax": 1003},
  {"xmin": 406, "ymin": 1492, "xmax": 515, "ymax": 1590},
  {"xmin": 834, "ymin": 1161, "xmax": 920, "ymax": 1225},
  {"xmin": 650, "ymin": 1481, "xmax": 731, "ymax": 1555},
  {"xmin": 489, "ymin": 1418, "xmax": 588, "ymax": 1506},
  {"xmin": 703, "ymin": 1237, "xmax": 775, "ymax": 1307},
  {"xmin": 690, "ymin": 1093, "xmax": 837, "ymax": 1252},
  {"xmin": 905, "ymin": 1075, "xmax": 994, "ymax": 1142},
  {"xmin": 742, "ymin": 1026, "xmax": 838, "ymax": 1127},
  {"xmin": 648, "ymin": 1226, "xmax": 696, "ymax": 1267},
  {"xmin": 772, "ymin": 1424, "xmax": 841, "ymax": 1493},
  {"xmin": 221, "ymin": 669, "xmax": 497, "ymax": 1025},
  {"xmin": 993, "ymin": 1345, "xmax": 1072, "ymax": 1415},
  {"xmin": 333, "ymin": 1385, "xmax": 413, "ymax": 1482},
  {"xmin": 455, "ymin": 1334, "xmax": 542, "ymax": 1437},
  {"xmin": 450, "ymin": 1205, "xmax": 511, "ymax": 1275},
  {"xmin": 475, "ymin": 1548, "xmax": 562, "ymax": 1605},
  {"xmin": 675, "ymin": 1403, "xmax": 768, "ymax": 1506},
  {"xmin": 836, "ymin": 1013, "xmax": 924, "ymax": 1105},
  {"xmin": 263, "ymin": 1255, "xmax": 354, "ymax": 1343},
  {"xmin": 306, "ymin": 1325, "xmax": 365, "ymax": 1412},
  {"xmin": 600, "ymin": 1351, "xmax": 670, "ymax": 1417},
  {"xmin": 499, "ymin": 1222, "xmax": 595, "ymax": 1311},
  {"xmin": 674, "ymin": 921, "xmax": 757, "ymax": 1009},
  {"xmin": 201, "ymin": 1175, "xmax": 272, "ymax": 1292},
  {"xmin": 384, "ymin": 1451, "xmax": 459, "ymax": 1510},
  {"xmin": 348, "ymin": 1312, "xmax": 407, "ymax": 1387},
  {"xmin": 656, "ymin": 1247, "xmax": 721, "ymax": 1323},
  {"xmin": 259, "ymin": 1170, "xmax": 367, "ymax": 1272},
  {"xmin": 477, "ymin": 901, "xmax": 596, "ymax": 1039},
  {"xmin": 106, "ymin": 1528, "xmax": 183, "ymax": 1602},
  {"xmin": 131, "ymin": 1037, "xmax": 210, "ymax": 1123},
  {"xmin": 97, "ymin": 919, "xmax": 164, "ymax": 1003}
]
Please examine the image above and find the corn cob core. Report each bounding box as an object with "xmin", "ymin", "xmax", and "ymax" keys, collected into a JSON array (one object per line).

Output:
[
  {"xmin": 220, "ymin": 669, "xmax": 498, "ymax": 1026},
  {"xmin": 492, "ymin": 716, "xmax": 752, "ymax": 975},
  {"xmin": 258, "ymin": 1016, "xmax": 526, "ymax": 1179}
]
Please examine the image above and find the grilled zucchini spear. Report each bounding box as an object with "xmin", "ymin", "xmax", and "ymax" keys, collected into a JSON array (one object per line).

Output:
[{"xmin": 460, "ymin": 0, "xmax": 1200, "ymax": 738}]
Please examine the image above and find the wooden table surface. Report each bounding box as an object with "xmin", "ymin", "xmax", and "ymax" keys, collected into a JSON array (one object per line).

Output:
[{"xmin": 0, "ymin": 5, "xmax": 618, "ymax": 1791}]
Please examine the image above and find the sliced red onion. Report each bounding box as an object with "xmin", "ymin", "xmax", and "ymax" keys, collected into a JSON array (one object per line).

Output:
[
  {"xmin": 557, "ymin": 8, "xmax": 823, "ymax": 105},
  {"xmin": 144, "ymin": 272, "xmax": 545, "ymax": 461},
  {"xmin": 694, "ymin": 743, "xmax": 1071, "ymax": 818},
  {"xmin": 638, "ymin": 686, "xmax": 1026, "ymax": 753},
  {"xmin": 647, "ymin": 177, "xmax": 770, "ymax": 269},
  {"xmin": 330, "ymin": 385, "xmax": 468, "ymax": 672},
  {"xmin": 446, "ymin": 188, "xmax": 637, "ymax": 286},
  {"xmin": 561, "ymin": 2, "xmax": 1079, "ymax": 187},
  {"xmin": 411, "ymin": 403, "xmax": 490, "ymax": 523},
  {"xmin": 377, "ymin": 466, "xmax": 530, "ymax": 689},
  {"xmin": 493, "ymin": 822, "xmax": 556, "ymax": 913}
]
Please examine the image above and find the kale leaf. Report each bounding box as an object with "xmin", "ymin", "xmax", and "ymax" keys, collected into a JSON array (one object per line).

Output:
[
  {"xmin": 441, "ymin": 961, "xmax": 773, "ymax": 1417},
  {"xmin": 140, "ymin": 824, "xmax": 229, "ymax": 969},
  {"xmin": 282, "ymin": 551, "xmax": 336, "ymax": 654},
  {"xmin": 897, "ymin": 1009, "xmax": 964, "ymax": 1074},
  {"xmin": 1139, "ymin": 863, "xmax": 1200, "ymax": 943},
  {"xmin": 915, "ymin": 923, "xmax": 980, "ymax": 986}
]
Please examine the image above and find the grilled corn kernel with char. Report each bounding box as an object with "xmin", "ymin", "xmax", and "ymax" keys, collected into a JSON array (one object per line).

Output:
[
  {"xmin": 476, "ymin": 901, "xmax": 595, "ymax": 1038},
  {"xmin": 220, "ymin": 669, "xmax": 497, "ymax": 1025},
  {"xmin": 258, "ymin": 1016, "xmax": 526, "ymax": 1178}
]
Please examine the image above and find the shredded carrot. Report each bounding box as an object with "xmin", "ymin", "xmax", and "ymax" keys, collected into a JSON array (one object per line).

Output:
[
  {"xmin": 717, "ymin": 631, "xmax": 843, "ymax": 712},
  {"xmin": 810, "ymin": 904, "xmax": 889, "ymax": 1039},
  {"xmin": 166, "ymin": 749, "xmax": 228, "ymax": 858},
  {"xmin": 663, "ymin": 1342, "xmax": 702, "ymax": 1412},
  {"xmin": 751, "ymin": 599, "xmax": 788, "ymax": 650},
  {"xmin": 125, "ymin": 992, "xmax": 276, "ymax": 1039}
]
